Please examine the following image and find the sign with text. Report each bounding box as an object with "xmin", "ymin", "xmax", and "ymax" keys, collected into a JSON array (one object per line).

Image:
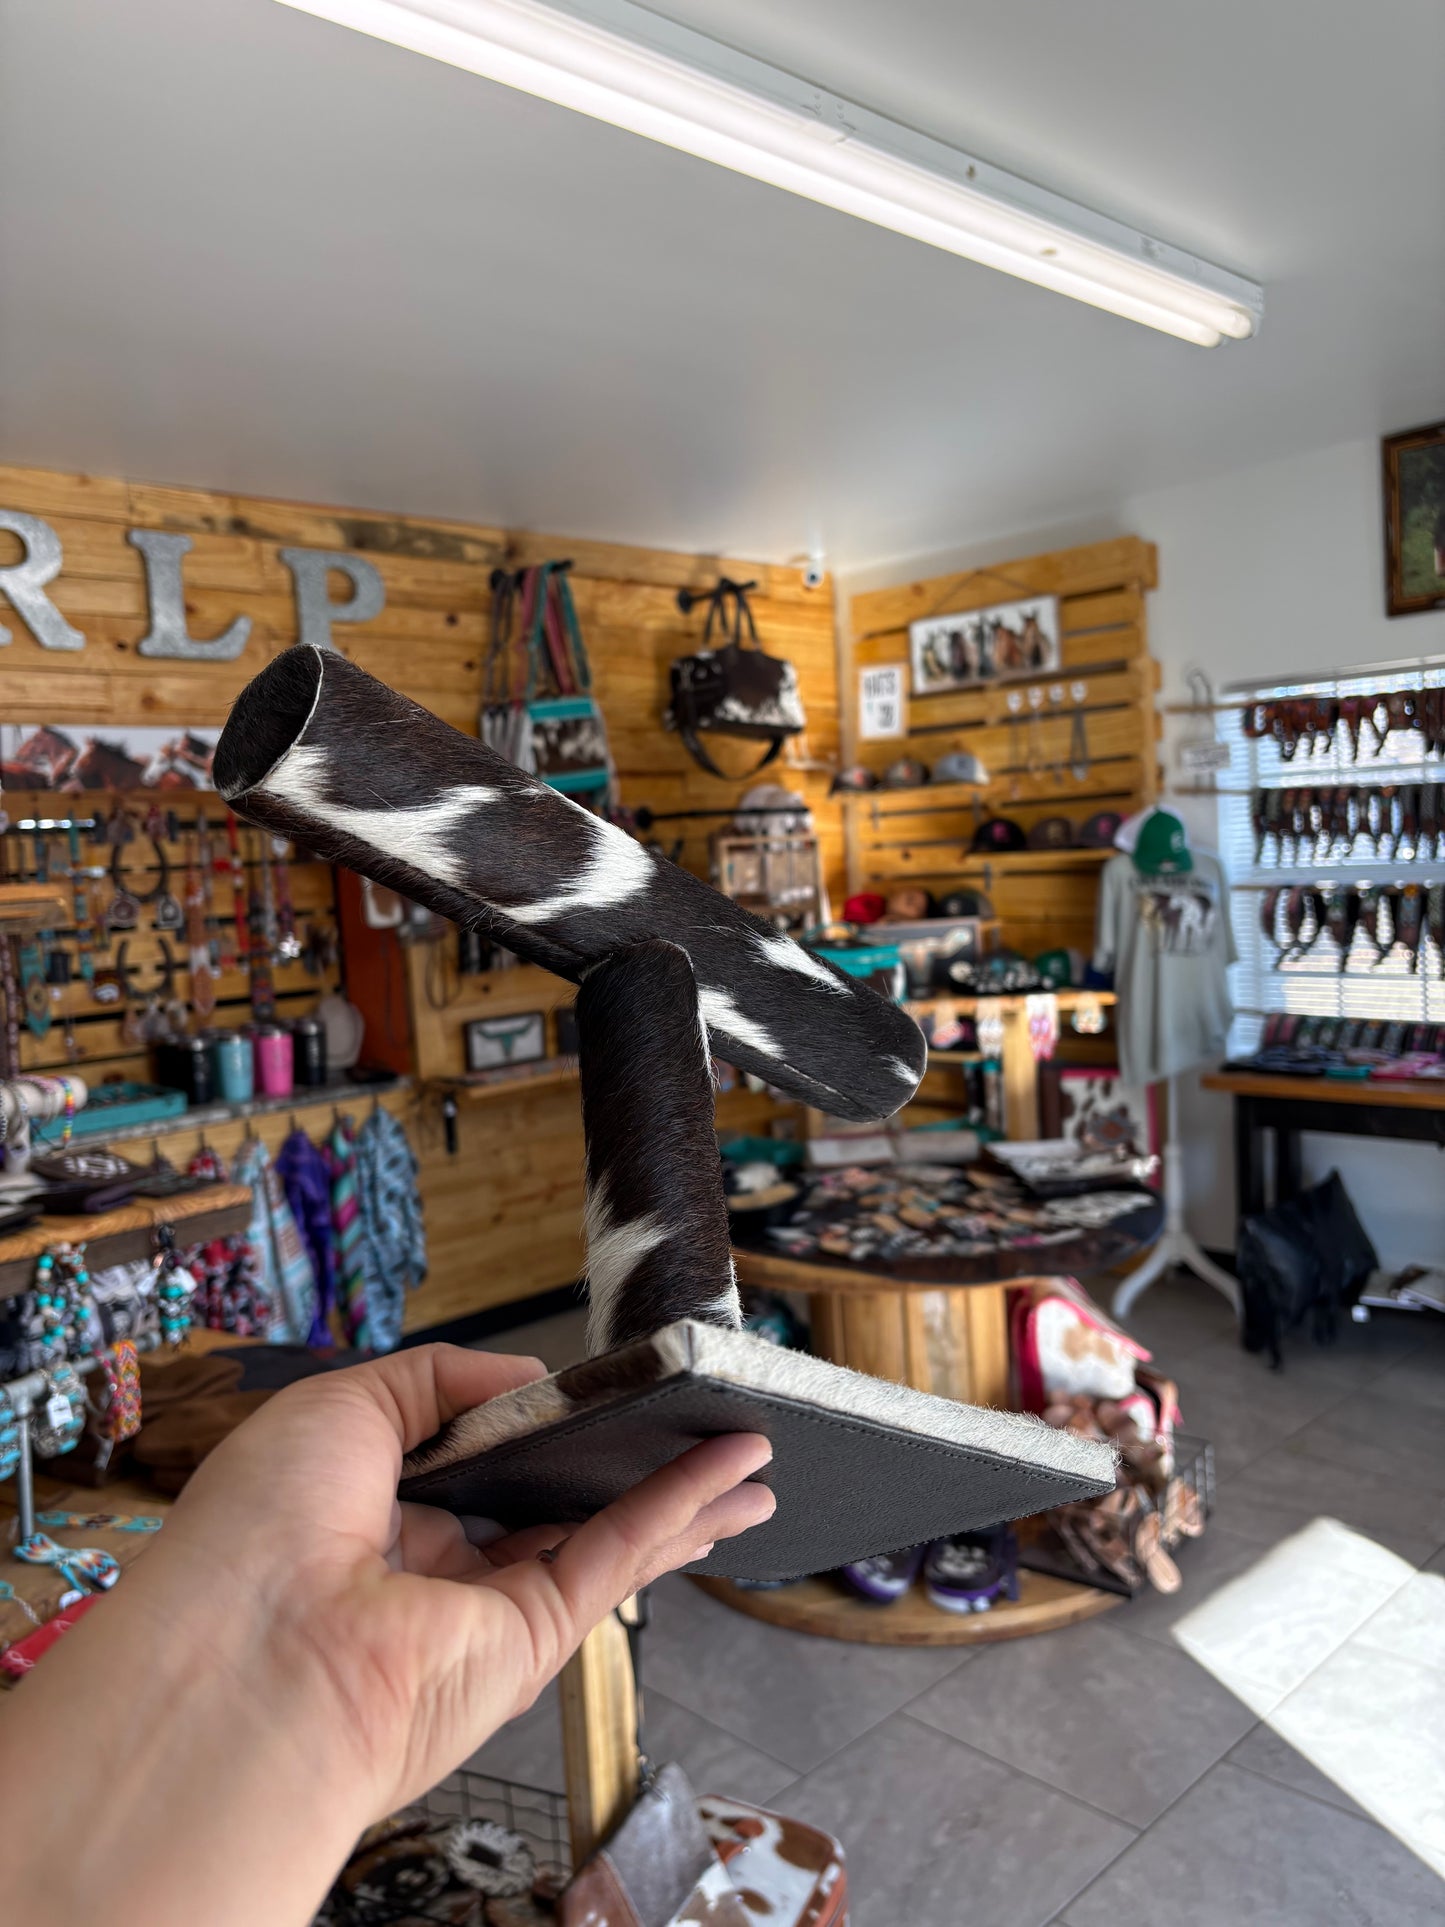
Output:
[{"xmin": 858, "ymin": 663, "xmax": 905, "ymax": 740}]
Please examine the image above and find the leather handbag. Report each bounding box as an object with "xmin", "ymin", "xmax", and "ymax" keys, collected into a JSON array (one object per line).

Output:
[{"xmin": 666, "ymin": 578, "xmax": 806, "ymax": 778}]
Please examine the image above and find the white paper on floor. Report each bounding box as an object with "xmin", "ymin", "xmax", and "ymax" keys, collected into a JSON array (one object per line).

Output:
[{"xmin": 1172, "ymin": 1516, "xmax": 1445, "ymax": 1880}]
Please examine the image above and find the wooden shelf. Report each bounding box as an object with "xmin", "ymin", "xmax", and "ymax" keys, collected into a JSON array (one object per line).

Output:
[
  {"xmin": 1203, "ymin": 1069, "xmax": 1445, "ymax": 1111},
  {"xmin": 0, "ymin": 1182, "xmax": 253, "ymax": 1299},
  {"xmin": 0, "ymin": 883, "xmax": 69, "ymax": 933},
  {"xmin": 693, "ymin": 1568, "xmax": 1119, "ymax": 1647},
  {"xmin": 906, "ymin": 988, "xmax": 1116, "ymax": 1019},
  {"xmin": 437, "ymin": 1062, "xmax": 580, "ymax": 1104}
]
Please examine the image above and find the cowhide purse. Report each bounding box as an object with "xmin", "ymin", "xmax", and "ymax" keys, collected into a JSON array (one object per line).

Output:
[
  {"xmin": 666, "ymin": 578, "xmax": 806, "ymax": 778},
  {"xmin": 483, "ymin": 561, "xmax": 616, "ymax": 806},
  {"xmin": 216, "ymin": 648, "xmax": 1113, "ymax": 1578}
]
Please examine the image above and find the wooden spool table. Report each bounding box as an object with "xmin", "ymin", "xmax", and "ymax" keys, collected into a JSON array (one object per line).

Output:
[{"xmin": 695, "ymin": 1215, "xmax": 1161, "ymax": 1648}]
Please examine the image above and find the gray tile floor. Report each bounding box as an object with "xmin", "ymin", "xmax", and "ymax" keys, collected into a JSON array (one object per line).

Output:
[{"xmin": 467, "ymin": 1276, "xmax": 1445, "ymax": 1925}]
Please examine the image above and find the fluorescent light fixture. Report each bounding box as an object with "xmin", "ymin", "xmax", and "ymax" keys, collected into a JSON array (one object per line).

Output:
[{"xmin": 276, "ymin": 0, "xmax": 1264, "ymax": 346}]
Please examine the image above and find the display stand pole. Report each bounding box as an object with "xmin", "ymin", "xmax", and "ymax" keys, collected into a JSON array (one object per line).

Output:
[
  {"xmin": 559, "ymin": 1610, "xmax": 640, "ymax": 1868},
  {"xmin": 1111, "ymin": 1074, "xmax": 1240, "ymax": 1321}
]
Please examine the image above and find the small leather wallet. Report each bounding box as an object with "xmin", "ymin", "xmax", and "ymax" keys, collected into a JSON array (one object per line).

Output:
[{"xmin": 400, "ymin": 1320, "xmax": 1114, "ymax": 1581}]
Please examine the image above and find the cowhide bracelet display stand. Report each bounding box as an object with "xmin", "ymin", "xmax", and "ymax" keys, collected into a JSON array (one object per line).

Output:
[{"xmin": 216, "ymin": 647, "xmax": 1114, "ymax": 1852}]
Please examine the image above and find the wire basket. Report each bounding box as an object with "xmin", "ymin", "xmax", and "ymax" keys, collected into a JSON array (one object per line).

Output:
[
  {"xmin": 1020, "ymin": 1431, "xmax": 1215, "ymax": 1599},
  {"xmin": 316, "ymin": 1766, "xmax": 570, "ymax": 1926}
]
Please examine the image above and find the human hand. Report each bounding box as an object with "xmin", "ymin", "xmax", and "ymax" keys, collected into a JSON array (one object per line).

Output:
[
  {"xmin": 163, "ymin": 1343, "xmax": 775, "ymax": 1818},
  {"xmin": 0, "ymin": 1344, "xmax": 773, "ymax": 1927}
]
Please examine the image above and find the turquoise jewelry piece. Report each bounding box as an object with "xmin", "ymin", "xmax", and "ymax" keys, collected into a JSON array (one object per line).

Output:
[
  {"xmin": 28, "ymin": 1362, "xmax": 85, "ymax": 1459},
  {"xmin": 0, "ymin": 1388, "xmax": 20, "ymax": 1484},
  {"xmin": 0, "ymin": 1581, "xmax": 42, "ymax": 1628},
  {"xmin": 36, "ymin": 1511, "xmax": 162, "ymax": 1535}
]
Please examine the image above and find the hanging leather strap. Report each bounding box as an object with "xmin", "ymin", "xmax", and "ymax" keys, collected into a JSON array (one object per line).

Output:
[{"xmin": 676, "ymin": 725, "xmax": 786, "ymax": 779}]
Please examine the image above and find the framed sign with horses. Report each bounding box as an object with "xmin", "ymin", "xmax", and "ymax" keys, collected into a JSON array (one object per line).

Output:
[
  {"xmin": 909, "ymin": 593, "xmax": 1060, "ymax": 697},
  {"xmin": 0, "ymin": 722, "xmax": 218, "ymax": 791},
  {"xmin": 1383, "ymin": 418, "xmax": 1445, "ymax": 618}
]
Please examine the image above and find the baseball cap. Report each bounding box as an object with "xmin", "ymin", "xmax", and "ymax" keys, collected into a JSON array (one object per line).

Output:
[
  {"xmin": 932, "ymin": 751, "xmax": 991, "ymax": 786},
  {"xmin": 830, "ymin": 765, "xmax": 878, "ymax": 795},
  {"xmin": 1133, "ymin": 808, "xmax": 1193, "ymax": 876},
  {"xmin": 937, "ymin": 889, "xmax": 995, "ymax": 919},
  {"xmin": 1076, "ymin": 810, "xmax": 1124, "ymax": 849},
  {"xmin": 842, "ymin": 892, "xmax": 887, "ymax": 925},
  {"xmin": 885, "ymin": 887, "xmax": 933, "ymax": 921},
  {"xmin": 969, "ymin": 816, "xmax": 1028, "ymax": 854},
  {"xmin": 880, "ymin": 757, "xmax": 930, "ymax": 789},
  {"xmin": 1027, "ymin": 816, "xmax": 1075, "ymax": 851}
]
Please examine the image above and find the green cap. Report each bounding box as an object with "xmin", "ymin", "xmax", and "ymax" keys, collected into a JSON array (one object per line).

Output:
[{"xmin": 1133, "ymin": 809, "xmax": 1192, "ymax": 876}]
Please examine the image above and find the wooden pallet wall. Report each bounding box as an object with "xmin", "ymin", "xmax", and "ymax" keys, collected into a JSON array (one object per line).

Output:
[
  {"xmin": 0, "ymin": 461, "xmax": 839, "ymax": 1330},
  {"xmin": 845, "ymin": 538, "xmax": 1160, "ymax": 960}
]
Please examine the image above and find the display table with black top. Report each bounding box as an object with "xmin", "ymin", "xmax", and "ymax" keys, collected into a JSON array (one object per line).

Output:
[{"xmin": 1202, "ymin": 1069, "xmax": 1445, "ymax": 1220}]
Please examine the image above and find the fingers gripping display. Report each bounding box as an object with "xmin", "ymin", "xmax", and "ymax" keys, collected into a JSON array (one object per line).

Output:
[
  {"xmin": 214, "ymin": 646, "xmax": 925, "ymax": 1122},
  {"xmin": 218, "ymin": 650, "xmax": 1111, "ymax": 1579}
]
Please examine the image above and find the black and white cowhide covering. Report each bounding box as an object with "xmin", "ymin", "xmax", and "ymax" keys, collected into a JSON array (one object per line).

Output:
[
  {"xmin": 214, "ymin": 645, "xmax": 925, "ymax": 1121},
  {"xmin": 577, "ymin": 941, "xmax": 739, "ymax": 1355}
]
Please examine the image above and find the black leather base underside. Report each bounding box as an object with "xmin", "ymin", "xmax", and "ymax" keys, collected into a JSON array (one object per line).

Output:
[{"xmin": 397, "ymin": 1372, "xmax": 1113, "ymax": 1581}]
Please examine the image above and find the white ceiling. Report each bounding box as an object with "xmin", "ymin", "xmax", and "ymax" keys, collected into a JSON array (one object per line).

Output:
[{"xmin": 2, "ymin": 0, "xmax": 1442, "ymax": 570}]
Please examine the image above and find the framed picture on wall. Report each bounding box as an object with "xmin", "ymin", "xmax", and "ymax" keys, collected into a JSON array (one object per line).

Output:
[
  {"xmin": 908, "ymin": 594, "xmax": 1060, "ymax": 697},
  {"xmin": 464, "ymin": 1011, "xmax": 546, "ymax": 1073},
  {"xmin": 1383, "ymin": 419, "xmax": 1445, "ymax": 617},
  {"xmin": 0, "ymin": 722, "xmax": 218, "ymax": 790}
]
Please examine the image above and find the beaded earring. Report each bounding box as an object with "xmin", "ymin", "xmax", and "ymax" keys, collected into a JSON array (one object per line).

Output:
[
  {"xmin": 0, "ymin": 1387, "xmax": 20, "ymax": 1484},
  {"xmin": 30, "ymin": 1243, "xmax": 96, "ymax": 1364},
  {"xmin": 150, "ymin": 1228, "xmax": 196, "ymax": 1347},
  {"xmin": 95, "ymin": 1339, "xmax": 142, "ymax": 1444},
  {"xmin": 13, "ymin": 1533, "xmax": 120, "ymax": 1596},
  {"xmin": 37, "ymin": 1511, "xmax": 162, "ymax": 1535},
  {"xmin": 0, "ymin": 1581, "xmax": 42, "ymax": 1628},
  {"xmin": 29, "ymin": 1362, "xmax": 86, "ymax": 1459}
]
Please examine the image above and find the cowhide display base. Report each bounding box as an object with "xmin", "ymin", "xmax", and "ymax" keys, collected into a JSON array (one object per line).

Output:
[{"xmin": 399, "ymin": 1321, "xmax": 1115, "ymax": 1582}]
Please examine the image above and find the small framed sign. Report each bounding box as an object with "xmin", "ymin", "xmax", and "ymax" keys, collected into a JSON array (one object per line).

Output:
[
  {"xmin": 858, "ymin": 663, "xmax": 905, "ymax": 740},
  {"xmin": 464, "ymin": 1011, "xmax": 546, "ymax": 1073}
]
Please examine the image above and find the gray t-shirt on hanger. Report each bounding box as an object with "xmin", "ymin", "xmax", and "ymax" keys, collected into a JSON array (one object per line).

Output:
[{"xmin": 1092, "ymin": 849, "xmax": 1236, "ymax": 1086}]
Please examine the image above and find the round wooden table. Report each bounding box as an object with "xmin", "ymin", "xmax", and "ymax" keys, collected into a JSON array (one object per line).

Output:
[{"xmin": 696, "ymin": 1225, "xmax": 1160, "ymax": 1647}]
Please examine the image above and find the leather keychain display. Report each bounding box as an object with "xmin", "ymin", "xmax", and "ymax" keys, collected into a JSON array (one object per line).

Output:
[
  {"xmin": 184, "ymin": 831, "xmax": 216, "ymax": 1020},
  {"xmin": 145, "ymin": 803, "xmax": 184, "ymax": 932}
]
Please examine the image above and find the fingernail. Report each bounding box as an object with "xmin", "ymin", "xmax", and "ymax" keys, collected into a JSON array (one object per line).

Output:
[
  {"xmin": 460, "ymin": 1515, "xmax": 506, "ymax": 1547},
  {"xmin": 695, "ymin": 1541, "xmax": 715, "ymax": 1559}
]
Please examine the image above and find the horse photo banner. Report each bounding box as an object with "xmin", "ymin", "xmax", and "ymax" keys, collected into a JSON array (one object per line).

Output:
[{"xmin": 0, "ymin": 723, "xmax": 218, "ymax": 791}]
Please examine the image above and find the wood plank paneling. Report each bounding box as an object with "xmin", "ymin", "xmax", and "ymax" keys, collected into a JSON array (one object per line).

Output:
[
  {"xmin": 0, "ymin": 461, "xmax": 833, "ymax": 1329},
  {"xmin": 843, "ymin": 537, "xmax": 1159, "ymax": 970}
]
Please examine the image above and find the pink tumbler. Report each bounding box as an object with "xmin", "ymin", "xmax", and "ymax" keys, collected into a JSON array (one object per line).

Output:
[{"xmin": 253, "ymin": 1024, "xmax": 294, "ymax": 1097}]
